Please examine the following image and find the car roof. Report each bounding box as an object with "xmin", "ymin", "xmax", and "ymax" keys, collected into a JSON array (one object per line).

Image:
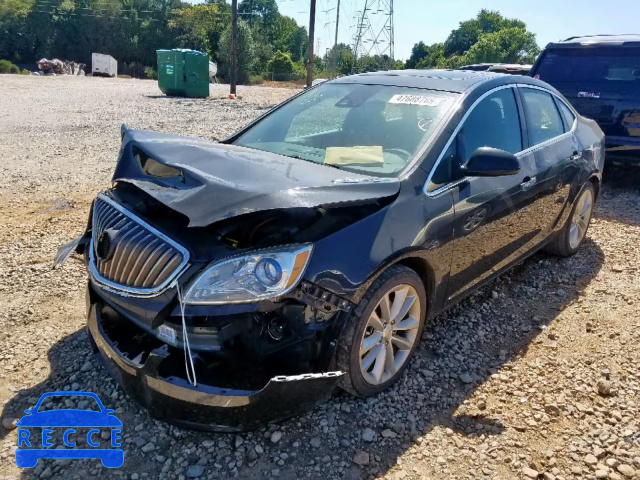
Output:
[
  {"xmin": 546, "ymin": 34, "xmax": 640, "ymax": 48},
  {"xmin": 330, "ymin": 69, "xmax": 510, "ymax": 93}
]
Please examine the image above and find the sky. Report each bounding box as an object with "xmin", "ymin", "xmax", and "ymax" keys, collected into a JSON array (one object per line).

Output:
[{"xmin": 273, "ymin": 0, "xmax": 640, "ymax": 60}]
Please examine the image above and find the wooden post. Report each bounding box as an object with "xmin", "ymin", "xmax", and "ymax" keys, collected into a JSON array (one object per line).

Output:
[
  {"xmin": 307, "ymin": 0, "xmax": 316, "ymax": 88},
  {"xmin": 230, "ymin": 0, "xmax": 238, "ymax": 96},
  {"xmin": 334, "ymin": 0, "xmax": 340, "ymax": 47}
]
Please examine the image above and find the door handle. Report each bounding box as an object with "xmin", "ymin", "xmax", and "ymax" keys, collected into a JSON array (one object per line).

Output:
[{"xmin": 520, "ymin": 176, "xmax": 537, "ymax": 191}]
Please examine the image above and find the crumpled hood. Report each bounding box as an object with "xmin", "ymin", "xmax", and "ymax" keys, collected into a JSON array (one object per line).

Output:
[{"xmin": 112, "ymin": 129, "xmax": 400, "ymax": 227}]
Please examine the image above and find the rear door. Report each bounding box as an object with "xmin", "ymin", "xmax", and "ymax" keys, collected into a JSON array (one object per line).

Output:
[
  {"xmin": 517, "ymin": 86, "xmax": 580, "ymax": 237},
  {"xmin": 533, "ymin": 47, "xmax": 640, "ymax": 156}
]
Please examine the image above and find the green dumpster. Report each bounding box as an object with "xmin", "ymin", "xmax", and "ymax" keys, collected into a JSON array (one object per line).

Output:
[{"xmin": 156, "ymin": 49, "xmax": 209, "ymax": 98}]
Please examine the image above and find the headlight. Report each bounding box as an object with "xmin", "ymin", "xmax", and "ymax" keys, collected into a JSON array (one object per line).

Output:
[{"xmin": 183, "ymin": 245, "xmax": 313, "ymax": 304}]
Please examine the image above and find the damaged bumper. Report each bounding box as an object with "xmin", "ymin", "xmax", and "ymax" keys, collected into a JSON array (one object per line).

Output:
[{"xmin": 87, "ymin": 295, "xmax": 344, "ymax": 432}]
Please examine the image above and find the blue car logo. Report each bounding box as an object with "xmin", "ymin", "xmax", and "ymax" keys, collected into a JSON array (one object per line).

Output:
[{"xmin": 15, "ymin": 391, "xmax": 124, "ymax": 468}]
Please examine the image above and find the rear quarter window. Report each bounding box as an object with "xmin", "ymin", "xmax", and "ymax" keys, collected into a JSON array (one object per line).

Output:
[{"xmin": 555, "ymin": 100, "xmax": 576, "ymax": 131}]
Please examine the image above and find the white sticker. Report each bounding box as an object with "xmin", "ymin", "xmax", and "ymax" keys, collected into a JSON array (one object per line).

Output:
[
  {"xmin": 388, "ymin": 94, "xmax": 444, "ymax": 107},
  {"xmin": 157, "ymin": 324, "xmax": 177, "ymax": 345}
]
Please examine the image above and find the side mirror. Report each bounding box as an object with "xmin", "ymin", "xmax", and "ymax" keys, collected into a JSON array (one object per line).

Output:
[{"xmin": 461, "ymin": 147, "xmax": 520, "ymax": 177}]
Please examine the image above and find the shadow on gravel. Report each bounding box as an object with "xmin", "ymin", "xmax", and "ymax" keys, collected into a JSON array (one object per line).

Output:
[{"xmin": 1, "ymin": 239, "xmax": 605, "ymax": 479}]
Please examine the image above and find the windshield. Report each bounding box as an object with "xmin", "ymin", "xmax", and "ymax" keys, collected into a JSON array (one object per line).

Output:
[
  {"xmin": 536, "ymin": 48, "xmax": 640, "ymax": 83},
  {"xmin": 233, "ymin": 83, "xmax": 457, "ymax": 177}
]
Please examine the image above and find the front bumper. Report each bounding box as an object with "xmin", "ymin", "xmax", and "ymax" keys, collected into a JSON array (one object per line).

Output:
[{"xmin": 87, "ymin": 300, "xmax": 343, "ymax": 432}]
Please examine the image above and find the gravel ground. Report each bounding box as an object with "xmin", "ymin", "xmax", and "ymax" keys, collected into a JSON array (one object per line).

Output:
[{"xmin": 0, "ymin": 75, "xmax": 639, "ymax": 480}]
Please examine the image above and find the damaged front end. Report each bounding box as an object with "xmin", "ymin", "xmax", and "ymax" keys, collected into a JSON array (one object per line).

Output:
[
  {"xmin": 87, "ymin": 288, "xmax": 345, "ymax": 431},
  {"xmin": 59, "ymin": 127, "xmax": 399, "ymax": 430}
]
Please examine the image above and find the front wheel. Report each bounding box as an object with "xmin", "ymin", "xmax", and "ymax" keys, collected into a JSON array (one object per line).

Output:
[
  {"xmin": 544, "ymin": 182, "xmax": 595, "ymax": 257},
  {"xmin": 336, "ymin": 265, "xmax": 427, "ymax": 396}
]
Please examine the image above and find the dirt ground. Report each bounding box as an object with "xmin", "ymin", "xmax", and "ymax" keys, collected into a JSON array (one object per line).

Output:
[{"xmin": 0, "ymin": 76, "xmax": 638, "ymax": 480}]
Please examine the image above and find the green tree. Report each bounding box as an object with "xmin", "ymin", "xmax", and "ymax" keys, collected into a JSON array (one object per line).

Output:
[
  {"xmin": 462, "ymin": 27, "xmax": 540, "ymax": 65},
  {"xmin": 289, "ymin": 25, "xmax": 308, "ymax": 62},
  {"xmin": 238, "ymin": 0, "xmax": 278, "ymax": 42},
  {"xmin": 405, "ymin": 41, "xmax": 428, "ymax": 69},
  {"xmin": 267, "ymin": 50, "xmax": 294, "ymax": 79},
  {"xmin": 443, "ymin": 9, "xmax": 527, "ymax": 57},
  {"xmin": 339, "ymin": 50, "xmax": 354, "ymax": 75},
  {"xmin": 325, "ymin": 43, "xmax": 351, "ymax": 74},
  {"xmin": 271, "ymin": 15, "xmax": 298, "ymax": 53},
  {"xmin": 168, "ymin": 4, "xmax": 227, "ymax": 57},
  {"xmin": 406, "ymin": 9, "xmax": 539, "ymax": 71},
  {"xmin": 252, "ymin": 41, "xmax": 274, "ymax": 75},
  {"xmin": 218, "ymin": 18, "xmax": 254, "ymax": 83},
  {"xmin": 412, "ymin": 43, "xmax": 444, "ymax": 69},
  {"xmin": 356, "ymin": 54, "xmax": 397, "ymax": 73}
]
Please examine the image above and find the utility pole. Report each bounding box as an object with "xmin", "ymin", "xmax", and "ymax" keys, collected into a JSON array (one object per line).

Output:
[
  {"xmin": 230, "ymin": 0, "xmax": 238, "ymax": 96},
  {"xmin": 389, "ymin": 0, "xmax": 394, "ymax": 60},
  {"xmin": 333, "ymin": 0, "xmax": 340, "ymax": 73},
  {"xmin": 334, "ymin": 0, "xmax": 340, "ymax": 47},
  {"xmin": 307, "ymin": 0, "xmax": 316, "ymax": 87}
]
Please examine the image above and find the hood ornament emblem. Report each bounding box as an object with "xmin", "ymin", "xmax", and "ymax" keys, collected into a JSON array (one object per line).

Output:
[{"xmin": 96, "ymin": 229, "xmax": 118, "ymax": 261}]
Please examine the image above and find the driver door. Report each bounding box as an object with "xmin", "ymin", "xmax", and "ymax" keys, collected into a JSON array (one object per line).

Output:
[{"xmin": 438, "ymin": 87, "xmax": 539, "ymax": 301}]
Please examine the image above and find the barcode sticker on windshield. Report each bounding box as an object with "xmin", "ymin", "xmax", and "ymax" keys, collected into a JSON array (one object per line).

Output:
[{"xmin": 388, "ymin": 95, "xmax": 444, "ymax": 107}]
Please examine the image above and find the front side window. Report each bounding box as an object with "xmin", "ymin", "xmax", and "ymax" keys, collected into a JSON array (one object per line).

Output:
[
  {"xmin": 459, "ymin": 87, "xmax": 522, "ymax": 161},
  {"xmin": 520, "ymin": 88, "xmax": 564, "ymax": 145},
  {"xmin": 426, "ymin": 87, "xmax": 522, "ymax": 193},
  {"xmin": 233, "ymin": 84, "xmax": 457, "ymax": 177}
]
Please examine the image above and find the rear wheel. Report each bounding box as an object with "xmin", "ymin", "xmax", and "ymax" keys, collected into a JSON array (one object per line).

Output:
[
  {"xmin": 336, "ymin": 265, "xmax": 427, "ymax": 396},
  {"xmin": 544, "ymin": 182, "xmax": 595, "ymax": 257}
]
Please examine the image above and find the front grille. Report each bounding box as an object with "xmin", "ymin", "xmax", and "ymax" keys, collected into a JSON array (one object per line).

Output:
[{"xmin": 89, "ymin": 194, "xmax": 189, "ymax": 296}]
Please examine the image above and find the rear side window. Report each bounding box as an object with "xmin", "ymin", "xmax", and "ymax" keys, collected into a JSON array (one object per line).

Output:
[
  {"xmin": 520, "ymin": 89, "xmax": 564, "ymax": 145},
  {"xmin": 534, "ymin": 48, "xmax": 640, "ymax": 83},
  {"xmin": 556, "ymin": 100, "xmax": 576, "ymax": 132}
]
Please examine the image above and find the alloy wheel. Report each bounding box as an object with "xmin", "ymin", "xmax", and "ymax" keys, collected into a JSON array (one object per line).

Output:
[
  {"xmin": 358, "ymin": 284, "xmax": 421, "ymax": 385},
  {"xmin": 569, "ymin": 188, "xmax": 594, "ymax": 249}
]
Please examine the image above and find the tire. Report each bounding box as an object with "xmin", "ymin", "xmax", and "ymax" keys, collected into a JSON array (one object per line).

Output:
[
  {"xmin": 336, "ymin": 265, "xmax": 427, "ymax": 396},
  {"xmin": 544, "ymin": 182, "xmax": 595, "ymax": 257}
]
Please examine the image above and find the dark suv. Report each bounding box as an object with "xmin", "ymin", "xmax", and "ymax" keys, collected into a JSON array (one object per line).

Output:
[{"xmin": 530, "ymin": 34, "xmax": 640, "ymax": 164}]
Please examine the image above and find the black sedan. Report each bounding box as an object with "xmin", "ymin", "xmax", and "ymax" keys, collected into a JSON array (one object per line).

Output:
[{"xmin": 57, "ymin": 69, "xmax": 605, "ymax": 431}]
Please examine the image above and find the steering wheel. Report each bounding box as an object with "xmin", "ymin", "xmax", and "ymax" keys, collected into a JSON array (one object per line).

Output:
[{"xmin": 384, "ymin": 148, "xmax": 412, "ymax": 159}]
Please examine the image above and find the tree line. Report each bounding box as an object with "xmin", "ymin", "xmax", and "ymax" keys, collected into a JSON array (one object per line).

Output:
[{"xmin": 0, "ymin": 1, "xmax": 540, "ymax": 82}]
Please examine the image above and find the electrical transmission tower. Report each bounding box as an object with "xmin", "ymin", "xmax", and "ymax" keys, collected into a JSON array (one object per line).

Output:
[{"xmin": 353, "ymin": 0, "xmax": 394, "ymax": 61}]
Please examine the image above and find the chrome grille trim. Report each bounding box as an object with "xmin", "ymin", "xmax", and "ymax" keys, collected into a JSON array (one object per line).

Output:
[{"xmin": 88, "ymin": 193, "xmax": 190, "ymax": 298}]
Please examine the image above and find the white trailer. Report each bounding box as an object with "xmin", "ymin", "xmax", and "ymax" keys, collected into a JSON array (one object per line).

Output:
[
  {"xmin": 209, "ymin": 61, "xmax": 218, "ymax": 83},
  {"xmin": 92, "ymin": 53, "xmax": 117, "ymax": 77}
]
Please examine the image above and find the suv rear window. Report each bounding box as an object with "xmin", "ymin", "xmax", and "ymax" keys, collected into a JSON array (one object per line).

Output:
[{"xmin": 535, "ymin": 47, "xmax": 640, "ymax": 83}]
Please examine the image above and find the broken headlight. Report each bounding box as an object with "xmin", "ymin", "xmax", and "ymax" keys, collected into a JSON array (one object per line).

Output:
[{"xmin": 183, "ymin": 245, "xmax": 313, "ymax": 304}]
